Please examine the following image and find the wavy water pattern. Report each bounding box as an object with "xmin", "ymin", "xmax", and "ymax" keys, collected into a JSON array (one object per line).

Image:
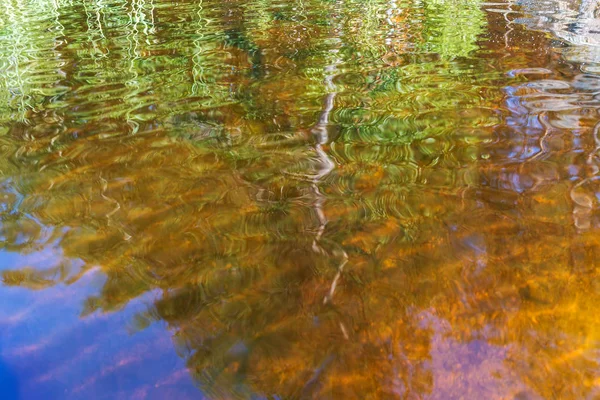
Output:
[{"xmin": 0, "ymin": 0, "xmax": 599, "ymax": 399}]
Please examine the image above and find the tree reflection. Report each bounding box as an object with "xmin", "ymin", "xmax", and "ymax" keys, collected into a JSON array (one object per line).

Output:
[{"xmin": 0, "ymin": 0, "xmax": 599, "ymax": 398}]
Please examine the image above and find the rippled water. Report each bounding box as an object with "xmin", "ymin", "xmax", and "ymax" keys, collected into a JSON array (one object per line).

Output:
[{"xmin": 0, "ymin": 0, "xmax": 600, "ymax": 398}]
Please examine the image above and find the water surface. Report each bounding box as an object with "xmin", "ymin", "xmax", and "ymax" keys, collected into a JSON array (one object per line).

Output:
[{"xmin": 1, "ymin": 0, "xmax": 600, "ymax": 398}]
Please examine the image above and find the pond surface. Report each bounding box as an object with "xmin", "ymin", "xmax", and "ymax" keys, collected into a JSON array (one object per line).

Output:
[{"xmin": 0, "ymin": 0, "xmax": 600, "ymax": 398}]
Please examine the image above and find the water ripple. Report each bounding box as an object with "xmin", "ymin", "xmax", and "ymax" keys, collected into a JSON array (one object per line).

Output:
[{"xmin": 0, "ymin": 0, "xmax": 600, "ymax": 399}]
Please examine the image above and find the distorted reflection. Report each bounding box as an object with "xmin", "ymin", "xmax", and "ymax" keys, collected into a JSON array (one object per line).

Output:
[
  {"xmin": 0, "ymin": 0, "xmax": 599, "ymax": 398},
  {"xmin": 515, "ymin": 0, "xmax": 600, "ymax": 64}
]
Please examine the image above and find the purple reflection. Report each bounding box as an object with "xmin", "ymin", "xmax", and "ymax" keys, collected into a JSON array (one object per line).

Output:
[{"xmin": 415, "ymin": 311, "xmax": 542, "ymax": 400}]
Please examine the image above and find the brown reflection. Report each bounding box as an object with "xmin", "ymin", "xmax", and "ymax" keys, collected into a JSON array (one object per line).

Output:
[{"xmin": 0, "ymin": 0, "xmax": 600, "ymax": 399}]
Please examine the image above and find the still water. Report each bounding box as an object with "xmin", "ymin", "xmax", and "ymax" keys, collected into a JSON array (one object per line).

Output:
[{"xmin": 0, "ymin": 0, "xmax": 599, "ymax": 398}]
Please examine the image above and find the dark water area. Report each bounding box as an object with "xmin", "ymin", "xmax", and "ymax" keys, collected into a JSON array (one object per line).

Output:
[{"xmin": 0, "ymin": 0, "xmax": 599, "ymax": 398}]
